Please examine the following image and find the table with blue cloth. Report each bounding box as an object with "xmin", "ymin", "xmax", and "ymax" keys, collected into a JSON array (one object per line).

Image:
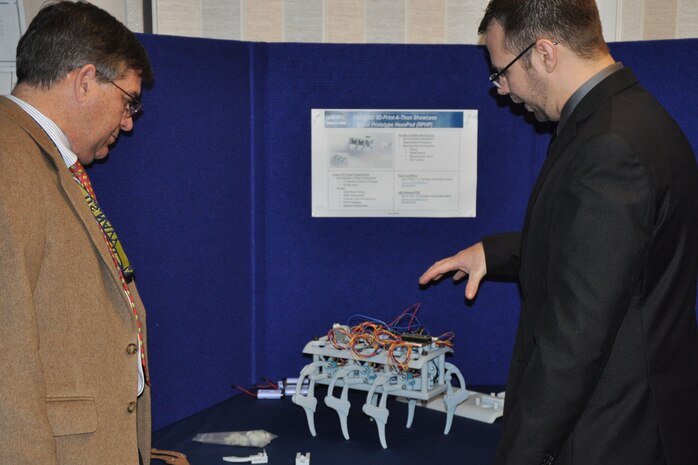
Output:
[{"xmin": 152, "ymin": 386, "xmax": 503, "ymax": 464}]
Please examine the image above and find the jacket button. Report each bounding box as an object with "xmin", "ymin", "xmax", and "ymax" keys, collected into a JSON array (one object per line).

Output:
[
  {"xmin": 127, "ymin": 401, "xmax": 137, "ymax": 413},
  {"xmin": 126, "ymin": 343, "xmax": 138, "ymax": 355}
]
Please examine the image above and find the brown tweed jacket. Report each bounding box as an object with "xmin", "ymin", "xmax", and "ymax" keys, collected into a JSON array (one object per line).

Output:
[{"xmin": 0, "ymin": 96, "xmax": 151, "ymax": 465}]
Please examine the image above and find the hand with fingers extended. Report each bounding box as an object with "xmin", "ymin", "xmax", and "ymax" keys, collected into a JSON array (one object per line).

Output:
[{"xmin": 419, "ymin": 242, "xmax": 487, "ymax": 301}]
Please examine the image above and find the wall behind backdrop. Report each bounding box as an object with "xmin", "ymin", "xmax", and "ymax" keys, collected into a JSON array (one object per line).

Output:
[
  {"xmin": 88, "ymin": 34, "xmax": 698, "ymax": 430},
  {"xmin": 19, "ymin": 0, "xmax": 698, "ymax": 43}
]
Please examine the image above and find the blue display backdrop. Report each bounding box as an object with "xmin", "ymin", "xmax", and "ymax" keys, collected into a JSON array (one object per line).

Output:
[{"xmin": 88, "ymin": 35, "xmax": 698, "ymax": 430}]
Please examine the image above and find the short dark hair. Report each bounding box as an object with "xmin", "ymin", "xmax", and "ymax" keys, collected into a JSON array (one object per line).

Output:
[
  {"xmin": 478, "ymin": 0, "xmax": 608, "ymax": 63},
  {"xmin": 16, "ymin": 0, "xmax": 153, "ymax": 88}
]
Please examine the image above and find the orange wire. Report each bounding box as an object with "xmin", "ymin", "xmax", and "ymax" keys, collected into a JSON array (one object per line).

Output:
[{"xmin": 233, "ymin": 385, "xmax": 258, "ymax": 397}]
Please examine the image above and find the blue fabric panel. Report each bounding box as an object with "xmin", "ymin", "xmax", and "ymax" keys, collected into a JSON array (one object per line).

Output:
[
  {"xmin": 253, "ymin": 42, "xmax": 539, "ymax": 388},
  {"xmin": 88, "ymin": 34, "xmax": 253, "ymax": 430}
]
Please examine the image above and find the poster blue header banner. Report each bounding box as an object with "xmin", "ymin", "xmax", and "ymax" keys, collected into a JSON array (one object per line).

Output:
[{"xmin": 325, "ymin": 110, "xmax": 464, "ymax": 129}]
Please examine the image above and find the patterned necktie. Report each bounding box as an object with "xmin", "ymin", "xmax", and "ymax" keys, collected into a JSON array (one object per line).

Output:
[
  {"xmin": 69, "ymin": 162, "xmax": 134, "ymax": 279},
  {"xmin": 69, "ymin": 161, "xmax": 149, "ymax": 386}
]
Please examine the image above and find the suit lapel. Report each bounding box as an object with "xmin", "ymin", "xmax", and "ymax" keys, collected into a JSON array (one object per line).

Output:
[
  {"xmin": 0, "ymin": 97, "xmax": 125, "ymax": 296},
  {"xmin": 523, "ymin": 126, "xmax": 575, "ymax": 229}
]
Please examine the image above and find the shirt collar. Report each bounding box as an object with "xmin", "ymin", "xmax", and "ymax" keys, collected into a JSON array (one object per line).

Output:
[
  {"xmin": 557, "ymin": 61, "xmax": 624, "ymax": 135},
  {"xmin": 6, "ymin": 94, "xmax": 78, "ymax": 168}
]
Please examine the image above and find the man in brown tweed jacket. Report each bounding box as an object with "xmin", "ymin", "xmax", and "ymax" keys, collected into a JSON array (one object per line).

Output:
[{"xmin": 0, "ymin": 2, "xmax": 154, "ymax": 464}]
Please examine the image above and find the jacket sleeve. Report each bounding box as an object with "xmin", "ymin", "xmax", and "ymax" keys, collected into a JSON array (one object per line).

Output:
[
  {"xmin": 482, "ymin": 231, "xmax": 521, "ymax": 278},
  {"xmin": 494, "ymin": 133, "xmax": 653, "ymax": 464},
  {"xmin": 0, "ymin": 142, "xmax": 61, "ymax": 465}
]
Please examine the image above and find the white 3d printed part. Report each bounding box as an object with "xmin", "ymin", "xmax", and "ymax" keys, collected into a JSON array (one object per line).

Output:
[
  {"xmin": 397, "ymin": 390, "xmax": 505, "ymax": 423},
  {"xmin": 222, "ymin": 450, "xmax": 268, "ymax": 464}
]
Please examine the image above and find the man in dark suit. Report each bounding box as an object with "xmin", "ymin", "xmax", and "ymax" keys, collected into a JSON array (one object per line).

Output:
[{"xmin": 419, "ymin": 1, "xmax": 698, "ymax": 464}]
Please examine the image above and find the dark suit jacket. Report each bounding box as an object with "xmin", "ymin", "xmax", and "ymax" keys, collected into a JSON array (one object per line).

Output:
[{"xmin": 483, "ymin": 68, "xmax": 698, "ymax": 465}]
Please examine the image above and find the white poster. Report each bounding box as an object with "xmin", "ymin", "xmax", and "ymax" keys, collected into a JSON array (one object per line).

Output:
[{"xmin": 311, "ymin": 109, "xmax": 478, "ymax": 217}]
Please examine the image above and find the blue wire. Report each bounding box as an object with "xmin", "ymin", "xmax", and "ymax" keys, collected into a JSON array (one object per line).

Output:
[
  {"xmin": 346, "ymin": 314, "xmax": 389, "ymax": 328},
  {"xmin": 346, "ymin": 310, "xmax": 430, "ymax": 335}
]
